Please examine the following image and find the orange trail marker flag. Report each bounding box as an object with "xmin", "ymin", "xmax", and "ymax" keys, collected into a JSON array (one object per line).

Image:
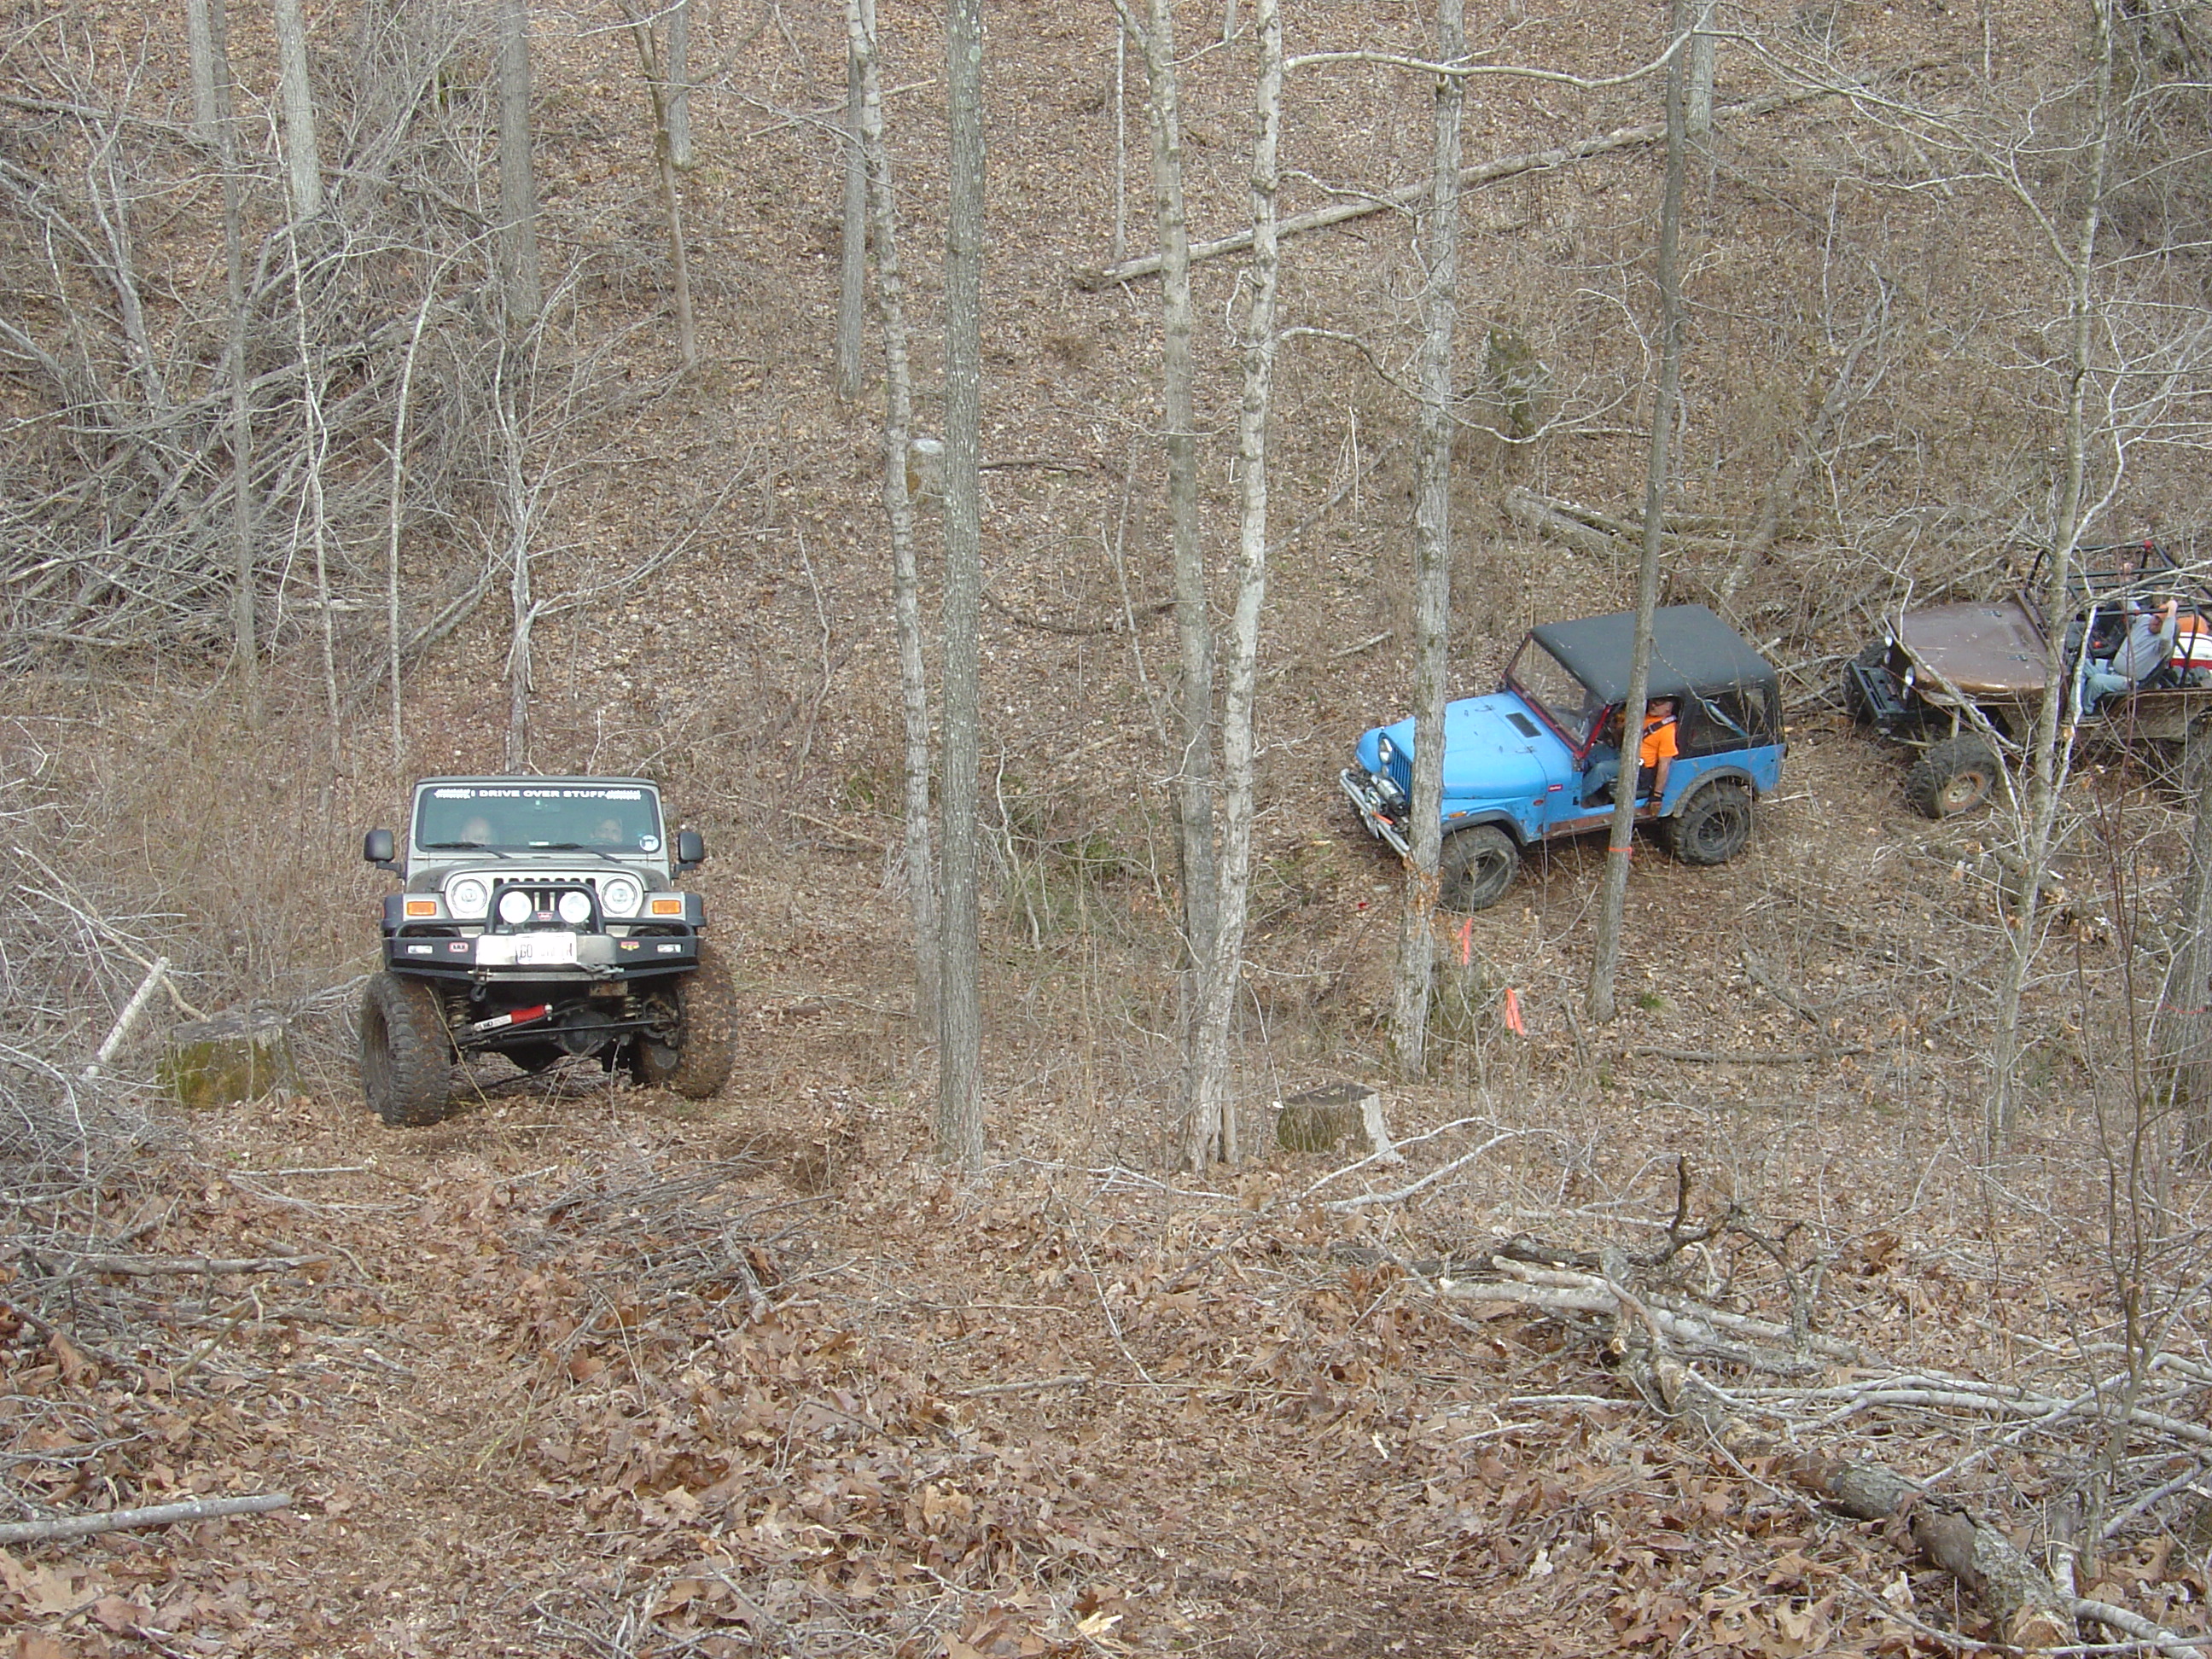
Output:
[
  {"xmin": 1504, "ymin": 987, "xmax": 1526, "ymax": 1037},
  {"xmin": 1456, "ymin": 917, "xmax": 1473, "ymax": 967}
]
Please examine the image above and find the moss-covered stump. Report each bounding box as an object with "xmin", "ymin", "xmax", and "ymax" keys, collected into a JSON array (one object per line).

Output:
[
  {"xmin": 159, "ymin": 1011, "xmax": 298, "ymax": 1109},
  {"xmin": 1275, "ymin": 1082, "xmax": 1399, "ymax": 1159}
]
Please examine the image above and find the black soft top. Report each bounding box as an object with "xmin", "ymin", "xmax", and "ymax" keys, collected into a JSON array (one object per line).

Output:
[{"xmin": 1529, "ymin": 605, "xmax": 1778, "ymax": 703}]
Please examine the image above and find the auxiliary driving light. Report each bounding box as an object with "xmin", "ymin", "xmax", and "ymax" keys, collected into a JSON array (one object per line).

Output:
[
  {"xmin": 498, "ymin": 888, "xmax": 533, "ymax": 925},
  {"xmin": 557, "ymin": 889, "xmax": 594, "ymax": 927}
]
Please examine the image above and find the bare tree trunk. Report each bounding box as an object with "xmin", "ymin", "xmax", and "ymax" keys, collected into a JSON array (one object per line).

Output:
[
  {"xmin": 615, "ymin": 1, "xmax": 696, "ymax": 368},
  {"xmin": 1685, "ymin": 0, "xmax": 1717, "ymax": 141},
  {"xmin": 936, "ymin": 0, "xmax": 987, "ymax": 1170},
  {"xmin": 1186, "ymin": 0, "xmax": 1281, "ymax": 1169},
  {"xmin": 210, "ymin": 0, "xmax": 259, "ymax": 731},
  {"xmin": 1990, "ymin": 0, "xmax": 2114, "ymax": 1151},
  {"xmin": 1388, "ymin": 0, "xmax": 1466, "ymax": 1078},
  {"xmin": 665, "ymin": 0, "xmax": 692, "ymax": 170},
  {"xmin": 836, "ymin": 37, "xmax": 867, "ymax": 398},
  {"xmin": 847, "ymin": 0, "xmax": 941, "ymax": 1031},
  {"xmin": 492, "ymin": 346, "xmax": 537, "ymax": 771},
  {"xmin": 286, "ymin": 222, "xmax": 339, "ymax": 778},
  {"xmin": 651, "ymin": 112, "xmax": 695, "ymax": 368},
  {"xmin": 1589, "ymin": 0, "xmax": 1691, "ymax": 1022},
  {"xmin": 1110, "ymin": 22, "xmax": 1127, "ymax": 264},
  {"xmin": 1119, "ymin": 0, "xmax": 1219, "ymax": 1159},
  {"xmin": 185, "ymin": 0, "xmax": 220, "ymax": 143},
  {"xmin": 2166, "ymin": 743, "xmax": 2212, "ymax": 1149},
  {"xmin": 497, "ymin": 0, "xmax": 542, "ymax": 326},
  {"xmin": 386, "ymin": 281, "xmax": 438, "ymax": 778},
  {"xmin": 271, "ymin": 0, "xmax": 323, "ymax": 218}
]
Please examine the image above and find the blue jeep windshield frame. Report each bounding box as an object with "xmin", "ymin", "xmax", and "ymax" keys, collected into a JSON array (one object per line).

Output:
[
  {"xmin": 414, "ymin": 783, "xmax": 664, "ymax": 853},
  {"xmin": 1506, "ymin": 639, "xmax": 1604, "ymax": 752}
]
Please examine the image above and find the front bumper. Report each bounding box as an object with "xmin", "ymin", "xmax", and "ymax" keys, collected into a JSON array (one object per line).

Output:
[
  {"xmin": 383, "ymin": 928, "xmax": 699, "ymax": 981},
  {"xmin": 1339, "ymin": 768, "xmax": 1412, "ymax": 857},
  {"xmin": 1845, "ymin": 656, "xmax": 1918, "ymax": 732}
]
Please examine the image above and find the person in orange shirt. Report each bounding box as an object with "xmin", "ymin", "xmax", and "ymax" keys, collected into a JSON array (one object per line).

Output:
[
  {"xmin": 1636, "ymin": 697, "xmax": 1680, "ymax": 803},
  {"xmin": 1582, "ymin": 697, "xmax": 1679, "ymax": 806}
]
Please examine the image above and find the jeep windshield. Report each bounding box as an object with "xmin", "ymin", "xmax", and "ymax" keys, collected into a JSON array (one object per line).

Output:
[
  {"xmin": 1506, "ymin": 639, "xmax": 1604, "ymax": 748},
  {"xmin": 414, "ymin": 783, "xmax": 664, "ymax": 854}
]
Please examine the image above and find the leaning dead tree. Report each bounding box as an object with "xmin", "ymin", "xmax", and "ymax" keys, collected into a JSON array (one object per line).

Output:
[{"xmin": 1325, "ymin": 1147, "xmax": 2212, "ymax": 1658}]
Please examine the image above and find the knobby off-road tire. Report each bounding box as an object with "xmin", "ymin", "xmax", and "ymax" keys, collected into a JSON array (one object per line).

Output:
[
  {"xmin": 1437, "ymin": 824, "xmax": 1519, "ymax": 913},
  {"xmin": 359, "ymin": 972, "xmax": 458, "ymax": 1126},
  {"xmin": 632, "ymin": 940, "xmax": 737, "ymax": 1098},
  {"xmin": 1658, "ymin": 780, "xmax": 1755, "ymax": 866},
  {"xmin": 1906, "ymin": 735, "xmax": 2000, "ymax": 819}
]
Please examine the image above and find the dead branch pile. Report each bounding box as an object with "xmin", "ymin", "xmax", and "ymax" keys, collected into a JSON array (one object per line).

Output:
[{"xmin": 1412, "ymin": 1174, "xmax": 2212, "ymax": 1657}]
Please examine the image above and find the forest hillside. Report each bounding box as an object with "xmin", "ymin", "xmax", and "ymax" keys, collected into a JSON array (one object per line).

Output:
[{"xmin": 2, "ymin": 0, "xmax": 2211, "ymax": 1653}]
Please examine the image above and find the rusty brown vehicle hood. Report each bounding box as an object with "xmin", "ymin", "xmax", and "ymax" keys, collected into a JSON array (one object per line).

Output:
[{"xmin": 1896, "ymin": 598, "xmax": 2051, "ymax": 697}]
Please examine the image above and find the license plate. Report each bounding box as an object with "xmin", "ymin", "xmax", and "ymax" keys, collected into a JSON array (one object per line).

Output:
[{"xmin": 515, "ymin": 933, "xmax": 578, "ymax": 966}]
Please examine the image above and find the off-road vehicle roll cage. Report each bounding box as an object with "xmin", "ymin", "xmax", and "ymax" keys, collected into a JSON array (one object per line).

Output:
[{"xmin": 1845, "ymin": 539, "xmax": 2212, "ymax": 817}]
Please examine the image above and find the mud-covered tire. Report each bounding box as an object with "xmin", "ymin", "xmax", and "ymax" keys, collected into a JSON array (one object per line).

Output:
[
  {"xmin": 1905, "ymin": 735, "xmax": 2000, "ymax": 819},
  {"xmin": 630, "ymin": 941, "xmax": 737, "ymax": 1098},
  {"xmin": 359, "ymin": 972, "xmax": 457, "ymax": 1126},
  {"xmin": 1658, "ymin": 780, "xmax": 1755, "ymax": 865},
  {"xmin": 1437, "ymin": 824, "xmax": 1518, "ymax": 913}
]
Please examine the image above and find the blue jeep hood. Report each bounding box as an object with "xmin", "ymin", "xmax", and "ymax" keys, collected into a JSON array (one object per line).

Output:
[{"xmin": 1358, "ymin": 692, "xmax": 1569, "ymax": 800}]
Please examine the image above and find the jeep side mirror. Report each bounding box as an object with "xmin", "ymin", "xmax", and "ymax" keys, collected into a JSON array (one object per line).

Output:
[
  {"xmin": 674, "ymin": 829, "xmax": 706, "ymax": 870},
  {"xmin": 364, "ymin": 828, "xmax": 396, "ymax": 868}
]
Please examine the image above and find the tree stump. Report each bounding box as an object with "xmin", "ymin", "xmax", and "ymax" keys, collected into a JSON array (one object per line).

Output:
[
  {"xmin": 158, "ymin": 1011, "xmax": 298, "ymax": 1109},
  {"xmin": 1274, "ymin": 1083, "xmax": 1402, "ymax": 1161}
]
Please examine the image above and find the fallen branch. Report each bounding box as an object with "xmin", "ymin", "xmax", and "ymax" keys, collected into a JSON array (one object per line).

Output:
[
  {"xmin": 954, "ymin": 1373, "xmax": 1091, "ymax": 1397},
  {"xmin": 1076, "ymin": 84, "xmax": 1832, "ymax": 288},
  {"xmin": 0, "ymin": 1493, "xmax": 291, "ymax": 1545},
  {"xmin": 47, "ymin": 1254, "xmax": 331, "ymax": 1278},
  {"xmin": 2072, "ymin": 1598, "xmax": 2203, "ymax": 1659},
  {"xmin": 1627, "ymin": 1045, "xmax": 1869, "ymax": 1064}
]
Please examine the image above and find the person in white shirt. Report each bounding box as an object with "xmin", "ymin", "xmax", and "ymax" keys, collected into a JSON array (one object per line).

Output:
[{"xmin": 2084, "ymin": 597, "xmax": 2179, "ymax": 712}]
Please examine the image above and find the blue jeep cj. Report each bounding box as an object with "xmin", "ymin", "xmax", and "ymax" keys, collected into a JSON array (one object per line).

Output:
[{"xmin": 1341, "ymin": 604, "xmax": 1786, "ymax": 911}]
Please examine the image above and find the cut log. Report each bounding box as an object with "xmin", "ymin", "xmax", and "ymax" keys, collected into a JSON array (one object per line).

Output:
[
  {"xmin": 158, "ymin": 1010, "xmax": 298, "ymax": 1108},
  {"xmin": 1274, "ymin": 1082, "xmax": 1402, "ymax": 1161}
]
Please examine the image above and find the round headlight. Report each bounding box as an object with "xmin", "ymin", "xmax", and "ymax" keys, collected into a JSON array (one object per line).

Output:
[
  {"xmin": 498, "ymin": 888, "xmax": 533, "ymax": 925},
  {"xmin": 1378, "ymin": 735, "xmax": 1396, "ymax": 766},
  {"xmin": 557, "ymin": 889, "xmax": 595, "ymax": 926},
  {"xmin": 446, "ymin": 876, "xmax": 490, "ymax": 919},
  {"xmin": 599, "ymin": 876, "xmax": 643, "ymax": 918}
]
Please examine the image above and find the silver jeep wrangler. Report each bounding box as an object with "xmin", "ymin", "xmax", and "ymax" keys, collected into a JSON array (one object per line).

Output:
[{"xmin": 358, "ymin": 776, "xmax": 736, "ymax": 1125}]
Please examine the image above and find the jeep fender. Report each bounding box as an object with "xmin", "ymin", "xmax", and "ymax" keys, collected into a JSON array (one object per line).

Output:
[
  {"xmin": 1442, "ymin": 809, "xmax": 1529, "ymax": 847},
  {"xmin": 1663, "ymin": 766, "xmax": 1755, "ymax": 817}
]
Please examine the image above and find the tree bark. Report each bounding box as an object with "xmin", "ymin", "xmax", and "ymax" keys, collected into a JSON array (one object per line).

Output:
[
  {"xmin": 666, "ymin": 0, "xmax": 692, "ymax": 170},
  {"xmin": 936, "ymin": 0, "xmax": 987, "ymax": 1170},
  {"xmin": 847, "ymin": 0, "xmax": 941, "ymax": 1033},
  {"xmin": 271, "ymin": 0, "xmax": 323, "ymax": 218},
  {"xmin": 210, "ymin": 0, "xmax": 259, "ymax": 731},
  {"xmin": 2165, "ymin": 736, "xmax": 2212, "ymax": 1148},
  {"xmin": 1589, "ymin": 0, "xmax": 1691, "ymax": 1022},
  {"xmin": 1119, "ymin": 0, "xmax": 1220, "ymax": 1161},
  {"xmin": 497, "ymin": 0, "xmax": 543, "ymax": 325},
  {"xmin": 1389, "ymin": 0, "xmax": 1465, "ymax": 1078},
  {"xmin": 1989, "ymin": 0, "xmax": 2113, "ymax": 1150},
  {"xmin": 184, "ymin": 0, "xmax": 220, "ymax": 143},
  {"xmin": 837, "ymin": 34, "xmax": 868, "ymax": 398},
  {"xmin": 614, "ymin": 0, "xmax": 696, "ymax": 367},
  {"xmin": 1185, "ymin": 0, "xmax": 1281, "ymax": 1169},
  {"xmin": 385, "ymin": 279, "xmax": 438, "ymax": 778}
]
